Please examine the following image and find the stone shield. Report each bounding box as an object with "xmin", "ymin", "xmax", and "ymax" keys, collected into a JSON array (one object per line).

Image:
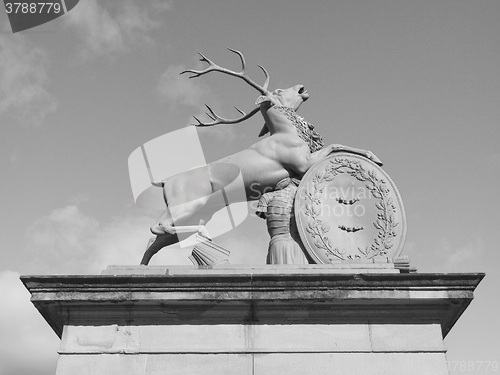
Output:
[{"xmin": 295, "ymin": 153, "xmax": 406, "ymax": 263}]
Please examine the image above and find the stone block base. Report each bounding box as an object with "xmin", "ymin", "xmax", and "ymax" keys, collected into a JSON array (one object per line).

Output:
[
  {"xmin": 56, "ymin": 323, "xmax": 448, "ymax": 375},
  {"xmin": 21, "ymin": 266, "xmax": 484, "ymax": 375}
]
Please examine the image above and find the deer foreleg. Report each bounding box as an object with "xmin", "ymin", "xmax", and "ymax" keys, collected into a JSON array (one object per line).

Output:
[
  {"xmin": 162, "ymin": 221, "xmax": 211, "ymax": 240},
  {"xmin": 150, "ymin": 195, "xmax": 211, "ymax": 235},
  {"xmin": 330, "ymin": 144, "xmax": 383, "ymax": 166},
  {"xmin": 151, "ymin": 166, "xmax": 214, "ymax": 235}
]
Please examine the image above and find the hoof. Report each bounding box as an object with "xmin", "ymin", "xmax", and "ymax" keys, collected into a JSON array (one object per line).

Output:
[
  {"xmin": 365, "ymin": 151, "xmax": 383, "ymax": 166},
  {"xmin": 150, "ymin": 223, "xmax": 174, "ymax": 235},
  {"xmin": 151, "ymin": 181, "xmax": 164, "ymax": 187}
]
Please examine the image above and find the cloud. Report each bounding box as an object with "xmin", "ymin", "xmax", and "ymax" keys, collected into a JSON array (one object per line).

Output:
[
  {"xmin": 30, "ymin": 205, "xmax": 100, "ymax": 272},
  {"xmin": 157, "ymin": 65, "xmax": 244, "ymax": 149},
  {"xmin": 27, "ymin": 205, "xmax": 146, "ymax": 274},
  {"xmin": 434, "ymin": 236, "xmax": 485, "ymax": 272},
  {"xmin": 0, "ymin": 34, "xmax": 58, "ymax": 126},
  {"xmin": 25, "ymin": 204, "xmax": 191, "ymax": 274},
  {"xmin": 0, "ymin": 271, "xmax": 59, "ymax": 375},
  {"xmin": 158, "ymin": 64, "xmax": 212, "ymax": 108},
  {"xmin": 64, "ymin": 0, "xmax": 170, "ymax": 59},
  {"xmin": 24, "ymin": 203, "xmax": 270, "ymax": 273}
]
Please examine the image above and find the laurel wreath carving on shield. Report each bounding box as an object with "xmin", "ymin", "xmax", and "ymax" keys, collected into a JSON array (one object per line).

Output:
[{"xmin": 304, "ymin": 158, "xmax": 399, "ymax": 261}]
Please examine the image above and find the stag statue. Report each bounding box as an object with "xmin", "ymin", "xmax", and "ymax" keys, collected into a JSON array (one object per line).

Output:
[{"xmin": 140, "ymin": 49, "xmax": 381, "ymax": 265}]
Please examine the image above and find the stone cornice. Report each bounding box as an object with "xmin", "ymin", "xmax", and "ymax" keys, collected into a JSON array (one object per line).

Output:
[{"xmin": 21, "ymin": 268, "xmax": 484, "ymax": 339}]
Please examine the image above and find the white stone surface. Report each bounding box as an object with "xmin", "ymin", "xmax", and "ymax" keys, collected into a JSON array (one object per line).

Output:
[
  {"xmin": 370, "ymin": 324, "xmax": 445, "ymax": 352},
  {"xmin": 56, "ymin": 354, "xmax": 147, "ymax": 375},
  {"xmin": 55, "ymin": 352, "xmax": 450, "ymax": 375},
  {"xmin": 60, "ymin": 323, "xmax": 446, "ymax": 354},
  {"xmin": 145, "ymin": 354, "xmax": 252, "ymax": 375},
  {"xmin": 56, "ymin": 354, "xmax": 253, "ymax": 375},
  {"xmin": 254, "ymin": 353, "xmax": 449, "ymax": 375},
  {"xmin": 60, "ymin": 324, "xmax": 373, "ymax": 353}
]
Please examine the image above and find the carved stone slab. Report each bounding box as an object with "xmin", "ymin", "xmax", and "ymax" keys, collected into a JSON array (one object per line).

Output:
[{"xmin": 295, "ymin": 153, "xmax": 406, "ymax": 264}]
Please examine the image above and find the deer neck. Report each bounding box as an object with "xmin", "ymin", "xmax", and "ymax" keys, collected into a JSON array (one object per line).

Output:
[{"xmin": 267, "ymin": 105, "xmax": 324, "ymax": 152}]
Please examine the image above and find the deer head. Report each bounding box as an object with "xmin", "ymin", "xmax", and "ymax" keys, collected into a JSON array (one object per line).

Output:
[
  {"xmin": 253, "ymin": 85, "xmax": 310, "ymax": 137},
  {"xmin": 257, "ymin": 85, "xmax": 309, "ymax": 112}
]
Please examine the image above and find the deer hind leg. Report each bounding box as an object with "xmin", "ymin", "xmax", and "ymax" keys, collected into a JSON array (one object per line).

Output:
[
  {"xmin": 141, "ymin": 220, "xmax": 210, "ymax": 265},
  {"xmin": 140, "ymin": 233, "xmax": 179, "ymax": 265},
  {"xmin": 144, "ymin": 167, "xmax": 215, "ymax": 265},
  {"xmin": 150, "ymin": 165, "xmax": 214, "ymax": 235}
]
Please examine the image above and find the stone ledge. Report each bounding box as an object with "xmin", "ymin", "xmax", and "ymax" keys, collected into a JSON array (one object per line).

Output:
[
  {"xmin": 21, "ymin": 270, "xmax": 484, "ymax": 339},
  {"xmin": 102, "ymin": 264, "xmax": 402, "ymax": 276}
]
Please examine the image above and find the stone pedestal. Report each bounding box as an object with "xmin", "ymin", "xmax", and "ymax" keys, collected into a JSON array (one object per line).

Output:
[{"xmin": 21, "ymin": 266, "xmax": 483, "ymax": 375}]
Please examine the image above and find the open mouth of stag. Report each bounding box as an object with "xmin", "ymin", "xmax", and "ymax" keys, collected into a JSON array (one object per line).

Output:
[{"xmin": 298, "ymin": 86, "xmax": 309, "ymax": 100}]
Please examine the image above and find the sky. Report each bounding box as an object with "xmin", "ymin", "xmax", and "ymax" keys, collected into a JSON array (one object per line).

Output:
[{"xmin": 0, "ymin": 0, "xmax": 499, "ymax": 374}]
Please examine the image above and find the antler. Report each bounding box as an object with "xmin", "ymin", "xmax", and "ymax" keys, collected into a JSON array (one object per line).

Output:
[
  {"xmin": 182, "ymin": 48, "xmax": 270, "ymax": 94},
  {"xmin": 181, "ymin": 48, "xmax": 270, "ymax": 126},
  {"xmin": 192, "ymin": 105, "xmax": 261, "ymax": 127}
]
